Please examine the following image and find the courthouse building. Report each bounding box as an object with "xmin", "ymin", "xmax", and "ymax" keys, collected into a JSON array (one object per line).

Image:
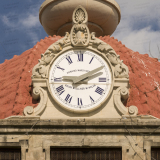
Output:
[{"xmin": 0, "ymin": 0, "xmax": 160, "ymax": 160}]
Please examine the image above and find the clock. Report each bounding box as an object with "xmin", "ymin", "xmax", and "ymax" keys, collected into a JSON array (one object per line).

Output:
[{"xmin": 48, "ymin": 49, "xmax": 113, "ymax": 113}]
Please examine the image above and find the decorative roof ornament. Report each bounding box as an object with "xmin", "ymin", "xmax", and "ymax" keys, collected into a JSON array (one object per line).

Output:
[
  {"xmin": 71, "ymin": 6, "xmax": 90, "ymax": 47},
  {"xmin": 39, "ymin": 0, "xmax": 121, "ymax": 36}
]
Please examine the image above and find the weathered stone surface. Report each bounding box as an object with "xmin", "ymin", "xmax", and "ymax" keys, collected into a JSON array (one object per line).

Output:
[{"xmin": 0, "ymin": 118, "xmax": 159, "ymax": 160}]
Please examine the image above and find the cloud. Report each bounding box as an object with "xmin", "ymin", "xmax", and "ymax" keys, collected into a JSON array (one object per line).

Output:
[
  {"xmin": 1, "ymin": 9, "xmax": 40, "ymax": 29},
  {"xmin": 20, "ymin": 13, "xmax": 39, "ymax": 28},
  {"xmin": 113, "ymin": 0, "xmax": 160, "ymax": 58},
  {"xmin": 1, "ymin": 0, "xmax": 160, "ymax": 59},
  {"xmin": 0, "ymin": 1, "xmax": 42, "ymax": 46}
]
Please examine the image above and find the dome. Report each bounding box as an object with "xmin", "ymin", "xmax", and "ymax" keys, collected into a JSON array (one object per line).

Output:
[
  {"xmin": 39, "ymin": 0, "xmax": 121, "ymax": 37},
  {"xmin": 0, "ymin": 36, "xmax": 160, "ymax": 119}
]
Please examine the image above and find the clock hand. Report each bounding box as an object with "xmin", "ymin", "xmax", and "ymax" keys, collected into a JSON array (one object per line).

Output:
[
  {"xmin": 62, "ymin": 66, "xmax": 104, "ymax": 83},
  {"xmin": 63, "ymin": 76, "xmax": 88, "ymax": 83},
  {"xmin": 88, "ymin": 72, "xmax": 103, "ymax": 81},
  {"xmin": 73, "ymin": 72, "xmax": 103, "ymax": 88},
  {"xmin": 62, "ymin": 76, "xmax": 77, "ymax": 82},
  {"xmin": 73, "ymin": 66, "xmax": 104, "ymax": 83}
]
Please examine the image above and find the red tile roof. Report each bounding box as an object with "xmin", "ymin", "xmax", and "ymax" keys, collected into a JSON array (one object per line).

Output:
[{"xmin": 0, "ymin": 35, "xmax": 160, "ymax": 119}]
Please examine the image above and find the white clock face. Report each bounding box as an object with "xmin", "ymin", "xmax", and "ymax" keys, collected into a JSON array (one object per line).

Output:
[{"xmin": 49, "ymin": 49, "xmax": 112, "ymax": 113}]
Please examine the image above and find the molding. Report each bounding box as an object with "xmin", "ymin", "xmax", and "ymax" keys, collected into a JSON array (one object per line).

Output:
[
  {"xmin": 114, "ymin": 87, "xmax": 138, "ymax": 116},
  {"xmin": 0, "ymin": 119, "xmax": 160, "ymax": 133},
  {"xmin": 24, "ymin": 87, "xmax": 47, "ymax": 116}
]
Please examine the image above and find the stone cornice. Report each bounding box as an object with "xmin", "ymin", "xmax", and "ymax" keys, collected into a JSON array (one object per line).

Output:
[{"xmin": 0, "ymin": 118, "xmax": 160, "ymax": 134}]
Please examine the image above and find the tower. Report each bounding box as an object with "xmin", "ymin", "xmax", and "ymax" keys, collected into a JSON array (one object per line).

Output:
[{"xmin": 0, "ymin": 1, "xmax": 160, "ymax": 160}]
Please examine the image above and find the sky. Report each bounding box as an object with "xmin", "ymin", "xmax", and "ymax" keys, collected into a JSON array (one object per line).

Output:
[{"xmin": 0, "ymin": 0, "xmax": 160, "ymax": 64}]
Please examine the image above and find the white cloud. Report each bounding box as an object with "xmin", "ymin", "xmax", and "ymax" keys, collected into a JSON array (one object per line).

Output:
[
  {"xmin": 1, "ymin": 0, "xmax": 160, "ymax": 57},
  {"xmin": 20, "ymin": 14, "xmax": 39, "ymax": 28},
  {"xmin": 0, "ymin": 1, "xmax": 42, "ymax": 46},
  {"xmin": 113, "ymin": 0, "xmax": 160, "ymax": 59},
  {"xmin": 1, "ymin": 10, "xmax": 39, "ymax": 29}
]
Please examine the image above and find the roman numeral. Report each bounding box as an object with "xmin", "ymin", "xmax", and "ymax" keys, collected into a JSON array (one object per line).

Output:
[
  {"xmin": 89, "ymin": 96, "xmax": 94, "ymax": 103},
  {"xmin": 78, "ymin": 98, "xmax": 83, "ymax": 106},
  {"xmin": 65, "ymin": 94, "xmax": 72, "ymax": 103},
  {"xmin": 99, "ymin": 78, "xmax": 107, "ymax": 82},
  {"xmin": 95, "ymin": 87, "xmax": 104, "ymax": 95},
  {"xmin": 56, "ymin": 85, "xmax": 65, "ymax": 95},
  {"xmin": 57, "ymin": 65, "xmax": 65, "ymax": 71},
  {"xmin": 77, "ymin": 53, "xmax": 83, "ymax": 61},
  {"xmin": 66, "ymin": 56, "xmax": 73, "ymax": 64},
  {"xmin": 89, "ymin": 57, "xmax": 94, "ymax": 64},
  {"xmin": 54, "ymin": 77, "xmax": 62, "ymax": 82}
]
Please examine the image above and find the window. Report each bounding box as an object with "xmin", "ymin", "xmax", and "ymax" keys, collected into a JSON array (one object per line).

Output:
[
  {"xmin": 151, "ymin": 148, "xmax": 160, "ymax": 160},
  {"xmin": 0, "ymin": 148, "xmax": 21, "ymax": 160},
  {"xmin": 51, "ymin": 148, "xmax": 122, "ymax": 160}
]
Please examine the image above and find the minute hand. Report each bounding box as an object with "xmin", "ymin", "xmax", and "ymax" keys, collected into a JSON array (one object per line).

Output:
[{"xmin": 73, "ymin": 66, "xmax": 104, "ymax": 83}]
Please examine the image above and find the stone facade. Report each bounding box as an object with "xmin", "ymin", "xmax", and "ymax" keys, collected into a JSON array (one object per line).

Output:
[{"xmin": 0, "ymin": 117, "xmax": 160, "ymax": 160}]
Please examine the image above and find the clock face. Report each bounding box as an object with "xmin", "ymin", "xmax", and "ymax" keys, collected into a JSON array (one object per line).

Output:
[{"xmin": 49, "ymin": 49, "xmax": 112, "ymax": 113}]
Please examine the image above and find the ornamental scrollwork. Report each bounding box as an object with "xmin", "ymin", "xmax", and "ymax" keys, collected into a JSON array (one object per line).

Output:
[
  {"xmin": 114, "ymin": 62, "xmax": 129, "ymax": 78},
  {"xmin": 32, "ymin": 51, "xmax": 54, "ymax": 79},
  {"xmin": 114, "ymin": 87, "xmax": 138, "ymax": 116},
  {"xmin": 90, "ymin": 32, "xmax": 129, "ymax": 79},
  {"xmin": 32, "ymin": 32, "xmax": 70, "ymax": 79},
  {"xmin": 24, "ymin": 87, "xmax": 47, "ymax": 116}
]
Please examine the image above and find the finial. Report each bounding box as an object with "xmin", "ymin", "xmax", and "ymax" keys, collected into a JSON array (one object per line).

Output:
[
  {"xmin": 70, "ymin": 5, "xmax": 90, "ymax": 47},
  {"xmin": 72, "ymin": 5, "xmax": 88, "ymax": 24}
]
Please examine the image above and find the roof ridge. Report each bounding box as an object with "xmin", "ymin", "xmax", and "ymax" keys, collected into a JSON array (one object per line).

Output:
[{"xmin": 12, "ymin": 49, "xmax": 34, "ymax": 114}]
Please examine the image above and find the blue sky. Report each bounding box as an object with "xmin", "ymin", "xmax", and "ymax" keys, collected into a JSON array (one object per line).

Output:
[{"xmin": 0, "ymin": 0, "xmax": 160, "ymax": 63}]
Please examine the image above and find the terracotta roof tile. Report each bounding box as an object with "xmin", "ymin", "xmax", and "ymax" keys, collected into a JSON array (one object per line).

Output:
[{"xmin": 0, "ymin": 35, "xmax": 160, "ymax": 119}]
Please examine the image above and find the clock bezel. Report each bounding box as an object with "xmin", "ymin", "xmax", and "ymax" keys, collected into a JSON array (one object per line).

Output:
[{"xmin": 47, "ymin": 46, "xmax": 114, "ymax": 114}]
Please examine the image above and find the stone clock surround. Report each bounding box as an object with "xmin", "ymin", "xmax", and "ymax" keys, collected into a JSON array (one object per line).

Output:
[
  {"xmin": 24, "ymin": 43, "xmax": 130, "ymax": 119},
  {"xmin": 23, "ymin": 6, "xmax": 138, "ymax": 119},
  {"xmin": 24, "ymin": 41, "xmax": 131, "ymax": 119}
]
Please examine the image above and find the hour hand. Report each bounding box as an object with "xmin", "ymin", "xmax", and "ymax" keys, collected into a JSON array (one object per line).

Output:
[
  {"xmin": 63, "ymin": 76, "xmax": 88, "ymax": 83},
  {"xmin": 62, "ymin": 76, "xmax": 77, "ymax": 82}
]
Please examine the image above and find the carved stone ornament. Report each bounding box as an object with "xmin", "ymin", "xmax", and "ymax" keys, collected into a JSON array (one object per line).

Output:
[
  {"xmin": 71, "ymin": 5, "xmax": 90, "ymax": 47},
  {"xmin": 24, "ymin": 5, "xmax": 138, "ymax": 117},
  {"xmin": 24, "ymin": 87, "xmax": 47, "ymax": 116},
  {"xmin": 32, "ymin": 32, "xmax": 70, "ymax": 79},
  {"xmin": 114, "ymin": 87, "xmax": 138, "ymax": 116}
]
